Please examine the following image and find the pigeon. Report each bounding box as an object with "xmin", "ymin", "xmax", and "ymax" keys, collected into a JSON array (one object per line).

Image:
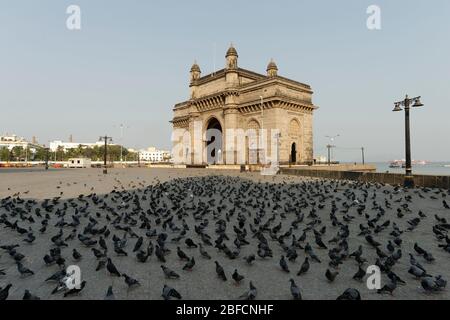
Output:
[
  {"xmin": 443, "ymin": 200, "xmax": 449, "ymax": 209},
  {"xmin": 414, "ymin": 243, "xmax": 426, "ymax": 255},
  {"xmin": 43, "ymin": 254, "xmax": 56, "ymax": 266},
  {"xmin": 198, "ymin": 244, "xmax": 211, "ymax": 259},
  {"xmin": 239, "ymin": 281, "xmax": 257, "ymax": 300},
  {"xmin": 162, "ymin": 285, "xmax": 182, "ymax": 300},
  {"xmin": 92, "ymin": 248, "xmax": 107, "ymax": 259},
  {"xmin": 408, "ymin": 265, "xmax": 431, "ymax": 278},
  {"xmin": 325, "ymin": 269, "xmax": 339, "ymax": 282},
  {"xmin": 434, "ymin": 275, "xmax": 447, "ymax": 289},
  {"xmin": 63, "ymin": 281, "xmax": 87, "ymax": 297},
  {"xmin": 133, "ymin": 237, "xmax": 143, "ymax": 252},
  {"xmin": 377, "ymin": 280, "xmax": 397, "ymax": 295},
  {"xmin": 279, "ymin": 255, "xmax": 290, "ymax": 273},
  {"xmin": 23, "ymin": 290, "xmax": 40, "ymax": 300},
  {"xmin": 185, "ymin": 238, "xmax": 198, "ymax": 248},
  {"xmin": 182, "ymin": 257, "xmax": 196, "ymax": 271},
  {"xmin": 72, "ymin": 249, "xmax": 82, "ymax": 261},
  {"xmin": 215, "ymin": 261, "xmax": 227, "ymax": 281},
  {"xmin": 0, "ymin": 284, "xmax": 12, "ymax": 300},
  {"xmin": 289, "ymin": 279, "xmax": 302, "ymax": 300},
  {"xmin": 337, "ymin": 288, "xmax": 361, "ymax": 300},
  {"xmin": 297, "ymin": 257, "xmax": 310, "ymax": 276},
  {"xmin": 352, "ymin": 266, "xmax": 366, "ymax": 282},
  {"xmin": 122, "ymin": 274, "xmax": 140, "ymax": 289},
  {"xmin": 17, "ymin": 262, "xmax": 34, "ymax": 277},
  {"xmin": 106, "ymin": 258, "xmax": 121, "ymax": 277},
  {"xmin": 232, "ymin": 269, "xmax": 245, "ymax": 284},
  {"xmin": 45, "ymin": 269, "xmax": 67, "ymax": 282},
  {"xmin": 96, "ymin": 260, "xmax": 107, "ymax": 271},
  {"xmin": 421, "ymin": 277, "xmax": 440, "ymax": 292},
  {"xmin": 177, "ymin": 247, "xmax": 190, "ymax": 261},
  {"xmin": 104, "ymin": 286, "xmax": 115, "ymax": 300},
  {"xmin": 244, "ymin": 254, "xmax": 255, "ymax": 265},
  {"xmin": 161, "ymin": 265, "xmax": 180, "ymax": 279}
]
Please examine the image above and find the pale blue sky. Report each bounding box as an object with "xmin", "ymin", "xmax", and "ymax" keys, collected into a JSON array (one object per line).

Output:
[{"xmin": 1, "ymin": 0, "xmax": 449, "ymax": 161}]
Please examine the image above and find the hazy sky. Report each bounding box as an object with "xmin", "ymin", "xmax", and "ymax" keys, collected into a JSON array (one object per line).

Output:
[{"xmin": 1, "ymin": 0, "xmax": 449, "ymax": 161}]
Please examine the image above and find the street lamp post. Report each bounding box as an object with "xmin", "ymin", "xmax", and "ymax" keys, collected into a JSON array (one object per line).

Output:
[
  {"xmin": 45, "ymin": 147, "xmax": 49, "ymax": 170},
  {"xmin": 99, "ymin": 135, "xmax": 113, "ymax": 174},
  {"xmin": 116, "ymin": 124, "xmax": 130, "ymax": 165},
  {"xmin": 325, "ymin": 134, "xmax": 340, "ymax": 165},
  {"xmin": 392, "ymin": 95, "xmax": 424, "ymax": 188},
  {"xmin": 137, "ymin": 150, "xmax": 141, "ymax": 168},
  {"xmin": 361, "ymin": 147, "xmax": 365, "ymax": 165}
]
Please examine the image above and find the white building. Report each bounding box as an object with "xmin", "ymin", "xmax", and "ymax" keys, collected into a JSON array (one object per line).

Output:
[
  {"xmin": 49, "ymin": 140, "xmax": 115, "ymax": 152},
  {"xmin": 139, "ymin": 147, "xmax": 171, "ymax": 163},
  {"xmin": 0, "ymin": 134, "xmax": 33, "ymax": 150}
]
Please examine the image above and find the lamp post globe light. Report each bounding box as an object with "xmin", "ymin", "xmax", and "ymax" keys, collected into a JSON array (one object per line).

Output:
[{"xmin": 392, "ymin": 95, "xmax": 424, "ymax": 188}]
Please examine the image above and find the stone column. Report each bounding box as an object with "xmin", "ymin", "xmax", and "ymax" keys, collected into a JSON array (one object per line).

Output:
[
  {"xmin": 188, "ymin": 111, "xmax": 202, "ymax": 165},
  {"xmin": 303, "ymin": 111, "xmax": 314, "ymax": 163},
  {"xmin": 223, "ymin": 107, "xmax": 238, "ymax": 165}
]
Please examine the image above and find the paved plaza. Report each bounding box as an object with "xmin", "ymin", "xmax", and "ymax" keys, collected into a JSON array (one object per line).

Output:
[{"xmin": 0, "ymin": 168, "xmax": 449, "ymax": 300}]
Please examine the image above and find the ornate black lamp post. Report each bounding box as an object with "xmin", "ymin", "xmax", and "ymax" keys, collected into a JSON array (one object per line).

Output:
[
  {"xmin": 99, "ymin": 135, "xmax": 113, "ymax": 174},
  {"xmin": 392, "ymin": 95, "xmax": 424, "ymax": 188}
]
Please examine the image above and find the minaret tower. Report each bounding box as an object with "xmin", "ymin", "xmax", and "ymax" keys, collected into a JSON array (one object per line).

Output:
[
  {"xmin": 223, "ymin": 44, "xmax": 240, "ymax": 164},
  {"xmin": 267, "ymin": 59, "xmax": 278, "ymax": 77},
  {"xmin": 225, "ymin": 43, "xmax": 239, "ymax": 87},
  {"xmin": 189, "ymin": 61, "xmax": 201, "ymax": 99}
]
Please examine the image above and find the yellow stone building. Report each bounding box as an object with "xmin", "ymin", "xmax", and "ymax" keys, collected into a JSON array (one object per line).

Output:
[{"xmin": 171, "ymin": 45, "xmax": 318, "ymax": 165}]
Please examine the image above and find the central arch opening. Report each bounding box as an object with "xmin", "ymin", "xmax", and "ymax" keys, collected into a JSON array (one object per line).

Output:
[
  {"xmin": 206, "ymin": 117, "xmax": 223, "ymax": 164},
  {"xmin": 291, "ymin": 142, "xmax": 297, "ymax": 164}
]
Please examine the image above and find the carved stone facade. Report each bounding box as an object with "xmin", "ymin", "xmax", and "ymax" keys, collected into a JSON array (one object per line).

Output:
[{"xmin": 171, "ymin": 45, "xmax": 318, "ymax": 165}]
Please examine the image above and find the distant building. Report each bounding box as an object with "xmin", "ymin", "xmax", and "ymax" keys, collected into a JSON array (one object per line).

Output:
[
  {"xmin": 0, "ymin": 134, "xmax": 33, "ymax": 150},
  {"xmin": 49, "ymin": 140, "xmax": 115, "ymax": 152},
  {"xmin": 315, "ymin": 155, "xmax": 328, "ymax": 164},
  {"xmin": 139, "ymin": 147, "xmax": 171, "ymax": 163}
]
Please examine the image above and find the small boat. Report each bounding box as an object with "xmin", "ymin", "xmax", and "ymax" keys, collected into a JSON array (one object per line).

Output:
[{"xmin": 389, "ymin": 161, "xmax": 402, "ymax": 168}]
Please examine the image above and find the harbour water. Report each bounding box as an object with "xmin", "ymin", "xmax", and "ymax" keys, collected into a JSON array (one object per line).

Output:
[{"xmin": 371, "ymin": 162, "xmax": 450, "ymax": 176}]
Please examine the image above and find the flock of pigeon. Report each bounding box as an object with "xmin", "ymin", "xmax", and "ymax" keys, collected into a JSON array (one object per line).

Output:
[{"xmin": 0, "ymin": 172, "xmax": 449, "ymax": 300}]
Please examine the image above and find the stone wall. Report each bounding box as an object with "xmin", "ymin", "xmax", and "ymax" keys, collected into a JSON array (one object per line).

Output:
[{"xmin": 280, "ymin": 168, "xmax": 450, "ymax": 189}]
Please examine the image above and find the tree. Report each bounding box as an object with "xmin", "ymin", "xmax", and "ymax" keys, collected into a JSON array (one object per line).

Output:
[
  {"xmin": 11, "ymin": 146, "xmax": 24, "ymax": 161},
  {"xmin": 0, "ymin": 147, "xmax": 10, "ymax": 161},
  {"xmin": 57, "ymin": 146, "xmax": 65, "ymax": 161},
  {"xmin": 33, "ymin": 147, "xmax": 47, "ymax": 161}
]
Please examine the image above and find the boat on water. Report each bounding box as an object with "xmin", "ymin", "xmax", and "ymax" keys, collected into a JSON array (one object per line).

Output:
[
  {"xmin": 445, "ymin": 165, "xmax": 450, "ymax": 168},
  {"xmin": 388, "ymin": 160, "xmax": 428, "ymax": 168},
  {"xmin": 389, "ymin": 160, "xmax": 403, "ymax": 168}
]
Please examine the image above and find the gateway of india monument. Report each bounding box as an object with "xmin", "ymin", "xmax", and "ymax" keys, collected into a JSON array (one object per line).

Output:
[{"xmin": 171, "ymin": 44, "xmax": 318, "ymax": 166}]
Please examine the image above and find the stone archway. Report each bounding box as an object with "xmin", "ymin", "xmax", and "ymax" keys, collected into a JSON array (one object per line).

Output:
[
  {"xmin": 246, "ymin": 119, "xmax": 261, "ymax": 164},
  {"xmin": 205, "ymin": 117, "xmax": 223, "ymax": 164},
  {"xmin": 289, "ymin": 119, "xmax": 301, "ymax": 164},
  {"xmin": 291, "ymin": 142, "xmax": 297, "ymax": 163}
]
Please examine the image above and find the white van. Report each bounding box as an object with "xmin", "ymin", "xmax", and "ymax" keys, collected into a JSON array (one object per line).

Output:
[{"xmin": 67, "ymin": 158, "xmax": 92, "ymax": 168}]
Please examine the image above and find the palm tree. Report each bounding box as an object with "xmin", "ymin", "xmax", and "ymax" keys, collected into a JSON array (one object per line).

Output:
[{"xmin": 56, "ymin": 146, "xmax": 65, "ymax": 161}]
